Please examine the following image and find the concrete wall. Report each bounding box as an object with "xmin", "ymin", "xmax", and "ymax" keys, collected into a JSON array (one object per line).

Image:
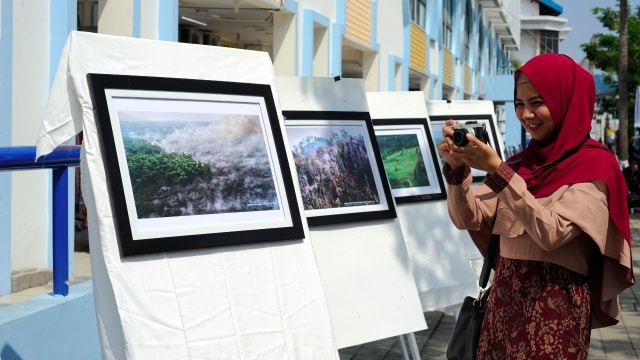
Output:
[{"xmin": 0, "ymin": 282, "xmax": 100, "ymax": 360}]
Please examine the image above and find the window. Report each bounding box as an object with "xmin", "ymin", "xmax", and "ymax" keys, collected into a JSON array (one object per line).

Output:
[
  {"xmin": 442, "ymin": 0, "xmax": 453, "ymax": 48},
  {"xmin": 464, "ymin": 1, "xmax": 472, "ymax": 63},
  {"xmin": 410, "ymin": 0, "xmax": 427, "ymax": 28},
  {"xmin": 539, "ymin": 30, "xmax": 559, "ymax": 54}
]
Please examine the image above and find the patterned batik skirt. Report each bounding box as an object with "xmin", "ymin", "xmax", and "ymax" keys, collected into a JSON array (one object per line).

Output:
[{"xmin": 476, "ymin": 256, "xmax": 591, "ymax": 360}]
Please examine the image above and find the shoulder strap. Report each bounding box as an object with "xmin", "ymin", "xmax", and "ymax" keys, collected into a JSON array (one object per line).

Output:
[{"xmin": 478, "ymin": 234, "xmax": 499, "ymax": 289}]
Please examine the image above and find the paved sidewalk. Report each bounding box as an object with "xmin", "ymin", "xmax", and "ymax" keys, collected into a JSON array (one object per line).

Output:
[{"xmin": 339, "ymin": 214, "xmax": 640, "ymax": 360}]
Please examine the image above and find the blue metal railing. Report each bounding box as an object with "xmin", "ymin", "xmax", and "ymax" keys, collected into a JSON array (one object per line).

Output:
[{"xmin": 0, "ymin": 145, "xmax": 81, "ymax": 296}]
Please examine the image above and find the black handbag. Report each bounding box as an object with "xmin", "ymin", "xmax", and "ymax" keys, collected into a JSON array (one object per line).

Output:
[{"xmin": 446, "ymin": 234, "xmax": 499, "ymax": 360}]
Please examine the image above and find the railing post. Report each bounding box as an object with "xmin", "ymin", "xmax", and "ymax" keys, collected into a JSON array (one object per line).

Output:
[
  {"xmin": 0, "ymin": 146, "xmax": 80, "ymax": 297},
  {"xmin": 52, "ymin": 167, "xmax": 70, "ymax": 296}
]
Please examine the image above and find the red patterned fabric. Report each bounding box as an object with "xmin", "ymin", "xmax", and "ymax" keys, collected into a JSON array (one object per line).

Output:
[
  {"xmin": 483, "ymin": 161, "xmax": 514, "ymax": 193},
  {"xmin": 477, "ymin": 257, "xmax": 591, "ymax": 359}
]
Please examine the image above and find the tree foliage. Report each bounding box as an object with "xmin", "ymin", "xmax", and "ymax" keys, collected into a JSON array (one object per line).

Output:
[
  {"xmin": 581, "ymin": 3, "xmax": 640, "ymax": 118},
  {"xmin": 124, "ymin": 138, "xmax": 211, "ymax": 216}
]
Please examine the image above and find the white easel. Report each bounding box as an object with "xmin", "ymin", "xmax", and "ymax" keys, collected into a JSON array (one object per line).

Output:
[{"xmin": 276, "ymin": 77, "xmax": 426, "ymax": 358}]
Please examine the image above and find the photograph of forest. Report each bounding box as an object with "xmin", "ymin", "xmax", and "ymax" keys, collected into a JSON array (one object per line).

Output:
[
  {"xmin": 376, "ymin": 133, "xmax": 430, "ymax": 190},
  {"xmin": 118, "ymin": 110, "xmax": 280, "ymax": 219},
  {"xmin": 372, "ymin": 119, "xmax": 446, "ymax": 202},
  {"xmin": 286, "ymin": 124, "xmax": 381, "ymax": 211}
]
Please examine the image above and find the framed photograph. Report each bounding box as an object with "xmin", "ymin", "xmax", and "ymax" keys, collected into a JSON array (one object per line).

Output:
[
  {"xmin": 283, "ymin": 111, "xmax": 396, "ymax": 227},
  {"xmin": 429, "ymin": 114, "xmax": 503, "ymax": 182},
  {"xmin": 372, "ymin": 118, "xmax": 446, "ymax": 203},
  {"xmin": 87, "ymin": 73, "xmax": 304, "ymax": 256}
]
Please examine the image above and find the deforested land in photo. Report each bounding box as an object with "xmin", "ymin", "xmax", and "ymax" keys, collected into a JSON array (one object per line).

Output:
[
  {"xmin": 119, "ymin": 111, "xmax": 279, "ymax": 219},
  {"xmin": 288, "ymin": 125, "xmax": 381, "ymax": 210}
]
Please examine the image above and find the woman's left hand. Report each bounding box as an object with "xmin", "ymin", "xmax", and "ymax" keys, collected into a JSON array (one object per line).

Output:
[{"xmin": 447, "ymin": 132, "xmax": 503, "ymax": 174}]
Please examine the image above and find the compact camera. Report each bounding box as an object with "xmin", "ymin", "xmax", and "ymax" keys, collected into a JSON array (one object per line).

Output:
[{"xmin": 450, "ymin": 121, "xmax": 490, "ymax": 146}]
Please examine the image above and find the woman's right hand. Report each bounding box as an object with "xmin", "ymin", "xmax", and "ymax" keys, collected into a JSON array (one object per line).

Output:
[{"xmin": 437, "ymin": 119, "xmax": 466, "ymax": 169}]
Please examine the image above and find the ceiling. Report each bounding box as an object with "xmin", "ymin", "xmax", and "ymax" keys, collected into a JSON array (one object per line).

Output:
[
  {"xmin": 178, "ymin": 0, "xmax": 279, "ymax": 47},
  {"xmin": 178, "ymin": 0, "xmax": 363, "ymax": 78}
]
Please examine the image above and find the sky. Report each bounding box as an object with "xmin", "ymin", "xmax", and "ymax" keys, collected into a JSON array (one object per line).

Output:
[{"xmin": 558, "ymin": 0, "xmax": 640, "ymax": 64}]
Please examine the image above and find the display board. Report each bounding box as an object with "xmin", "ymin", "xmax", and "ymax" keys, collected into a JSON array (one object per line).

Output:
[
  {"xmin": 276, "ymin": 77, "xmax": 426, "ymax": 349},
  {"xmin": 35, "ymin": 31, "xmax": 338, "ymax": 360},
  {"xmin": 367, "ymin": 92, "xmax": 479, "ymax": 311},
  {"xmin": 425, "ymin": 100, "xmax": 506, "ymax": 271}
]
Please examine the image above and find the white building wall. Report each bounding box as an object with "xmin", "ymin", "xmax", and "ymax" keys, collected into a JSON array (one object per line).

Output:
[
  {"xmin": 376, "ymin": 0, "xmax": 405, "ymax": 91},
  {"xmin": 513, "ymin": 31, "xmax": 538, "ymax": 64},
  {"xmin": 11, "ymin": 3, "xmax": 52, "ymax": 269},
  {"xmin": 98, "ymin": 0, "xmax": 134, "ymax": 37},
  {"xmin": 140, "ymin": 0, "xmax": 159, "ymax": 39},
  {"xmin": 520, "ymin": 0, "xmax": 539, "ymax": 16},
  {"xmin": 299, "ymin": 0, "xmax": 335, "ymax": 18}
]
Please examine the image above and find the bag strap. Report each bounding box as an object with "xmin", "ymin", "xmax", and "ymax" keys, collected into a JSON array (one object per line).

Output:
[{"xmin": 478, "ymin": 233, "xmax": 499, "ymax": 289}]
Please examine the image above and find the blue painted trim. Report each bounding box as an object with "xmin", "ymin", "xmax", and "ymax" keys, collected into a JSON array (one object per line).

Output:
[
  {"xmin": 300, "ymin": 9, "xmax": 314, "ymax": 76},
  {"xmin": 158, "ymin": 0, "xmax": 178, "ymax": 41},
  {"xmin": 335, "ymin": 0, "xmax": 345, "ymax": 26},
  {"xmin": 0, "ymin": 0, "xmax": 13, "ymax": 296},
  {"xmin": 49, "ymin": 1, "xmax": 75, "ymax": 86},
  {"xmin": 301, "ymin": 9, "xmax": 330, "ymax": 76},
  {"xmin": 330, "ymin": 23, "xmax": 344, "ymax": 78},
  {"xmin": 537, "ymin": 0, "xmax": 562, "ymax": 15},
  {"xmin": 133, "ymin": 0, "xmax": 141, "ymax": 37},
  {"xmin": 369, "ymin": 0, "xmax": 379, "ymax": 51},
  {"xmin": 333, "ymin": 0, "xmax": 346, "ymax": 78},
  {"xmin": 283, "ymin": 0, "xmax": 299, "ymax": 12},
  {"xmin": 402, "ymin": 0, "xmax": 413, "ymax": 85}
]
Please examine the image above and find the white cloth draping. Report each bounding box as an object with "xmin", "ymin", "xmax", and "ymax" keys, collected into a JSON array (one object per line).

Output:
[{"xmin": 36, "ymin": 31, "xmax": 337, "ymax": 360}]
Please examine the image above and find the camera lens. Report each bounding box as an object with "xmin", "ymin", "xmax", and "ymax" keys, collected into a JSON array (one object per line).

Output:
[{"xmin": 452, "ymin": 128, "xmax": 470, "ymax": 146}]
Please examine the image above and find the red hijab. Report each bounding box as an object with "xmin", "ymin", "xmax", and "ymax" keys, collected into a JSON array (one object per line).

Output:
[{"xmin": 508, "ymin": 53, "xmax": 630, "ymax": 245}]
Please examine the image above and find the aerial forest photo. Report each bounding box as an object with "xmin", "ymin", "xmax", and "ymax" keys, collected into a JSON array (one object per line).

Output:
[
  {"xmin": 118, "ymin": 110, "xmax": 280, "ymax": 219},
  {"xmin": 288, "ymin": 125, "xmax": 381, "ymax": 210},
  {"xmin": 376, "ymin": 134, "xmax": 430, "ymax": 189}
]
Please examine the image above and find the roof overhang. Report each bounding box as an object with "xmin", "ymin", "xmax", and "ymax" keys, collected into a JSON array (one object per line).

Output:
[
  {"xmin": 535, "ymin": 0, "xmax": 563, "ymax": 16},
  {"xmin": 521, "ymin": 15, "xmax": 570, "ymax": 41}
]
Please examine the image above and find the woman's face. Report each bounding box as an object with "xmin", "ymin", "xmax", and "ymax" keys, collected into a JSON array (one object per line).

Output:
[{"xmin": 515, "ymin": 73, "xmax": 556, "ymax": 142}]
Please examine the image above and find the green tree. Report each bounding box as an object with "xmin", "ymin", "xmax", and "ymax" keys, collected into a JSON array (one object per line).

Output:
[{"xmin": 582, "ymin": 2, "xmax": 639, "ymax": 161}]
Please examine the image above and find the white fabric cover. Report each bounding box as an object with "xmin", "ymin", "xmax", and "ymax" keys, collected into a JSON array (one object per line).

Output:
[
  {"xmin": 36, "ymin": 31, "xmax": 337, "ymax": 360},
  {"xmin": 365, "ymin": 92, "xmax": 479, "ymax": 311}
]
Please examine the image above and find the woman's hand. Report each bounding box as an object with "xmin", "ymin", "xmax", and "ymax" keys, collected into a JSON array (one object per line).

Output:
[
  {"xmin": 437, "ymin": 119, "xmax": 502, "ymax": 174},
  {"xmin": 438, "ymin": 119, "xmax": 467, "ymax": 169}
]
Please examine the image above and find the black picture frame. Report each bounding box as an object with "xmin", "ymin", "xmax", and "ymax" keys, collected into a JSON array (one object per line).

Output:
[
  {"xmin": 372, "ymin": 118, "xmax": 446, "ymax": 203},
  {"xmin": 87, "ymin": 73, "xmax": 304, "ymax": 256},
  {"xmin": 429, "ymin": 114, "xmax": 503, "ymax": 182},
  {"xmin": 283, "ymin": 111, "xmax": 397, "ymax": 227}
]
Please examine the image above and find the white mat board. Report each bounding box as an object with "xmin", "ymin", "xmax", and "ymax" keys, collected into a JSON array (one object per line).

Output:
[
  {"xmin": 35, "ymin": 31, "xmax": 338, "ymax": 360},
  {"xmin": 276, "ymin": 77, "xmax": 426, "ymax": 349},
  {"xmin": 366, "ymin": 92, "xmax": 478, "ymax": 311}
]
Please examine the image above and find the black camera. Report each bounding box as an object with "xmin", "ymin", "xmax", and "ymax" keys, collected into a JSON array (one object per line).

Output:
[{"xmin": 450, "ymin": 121, "xmax": 490, "ymax": 146}]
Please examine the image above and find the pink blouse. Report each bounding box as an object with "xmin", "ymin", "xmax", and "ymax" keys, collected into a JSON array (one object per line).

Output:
[{"xmin": 444, "ymin": 162, "xmax": 634, "ymax": 328}]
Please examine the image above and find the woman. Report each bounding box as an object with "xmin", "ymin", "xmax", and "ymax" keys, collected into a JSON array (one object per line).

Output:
[{"xmin": 438, "ymin": 53, "xmax": 635, "ymax": 359}]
